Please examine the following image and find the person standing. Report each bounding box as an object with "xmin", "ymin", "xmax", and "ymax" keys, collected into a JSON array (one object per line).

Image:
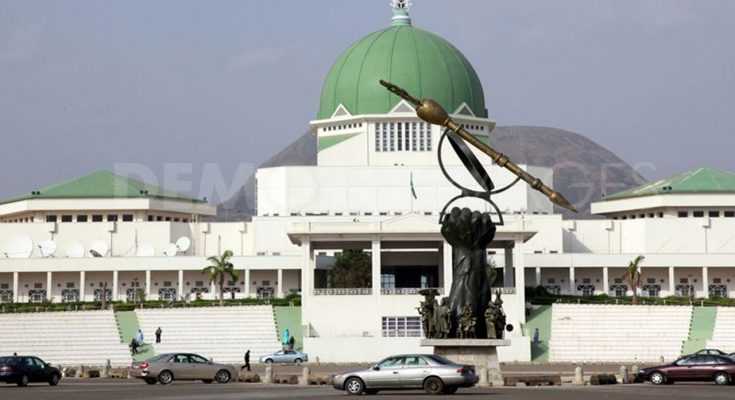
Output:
[
  {"xmin": 155, "ymin": 327, "xmax": 162, "ymax": 343},
  {"xmin": 241, "ymin": 350, "xmax": 251, "ymax": 371},
  {"xmin": 135, "ymin": 329, "xmax": 144, "ymax": 346},
  {"xmin": 533, "ymin": 327, "xmax": 540, "ymax": 344}
]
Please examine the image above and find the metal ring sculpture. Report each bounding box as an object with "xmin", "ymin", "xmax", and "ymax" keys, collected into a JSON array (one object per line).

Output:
[{"xmin": 437, "ymin": 128, "xmax": 521, "ymax": 226}]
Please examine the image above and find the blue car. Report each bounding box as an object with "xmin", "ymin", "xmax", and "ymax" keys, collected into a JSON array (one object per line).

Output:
[{"xmin": 259, "ymin": 350, "xmax": 308, "ymax": 364}]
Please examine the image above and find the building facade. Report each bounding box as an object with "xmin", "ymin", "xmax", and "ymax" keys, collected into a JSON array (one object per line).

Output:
[{"xmin": 1, "ymin": 5, "xmax": 734, "ymax": 362}]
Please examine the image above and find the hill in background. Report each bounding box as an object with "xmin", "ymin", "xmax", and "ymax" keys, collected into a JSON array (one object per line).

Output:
[{"xmin": 216, "ymin": 126, "xmax": 646, "ymax": 221}]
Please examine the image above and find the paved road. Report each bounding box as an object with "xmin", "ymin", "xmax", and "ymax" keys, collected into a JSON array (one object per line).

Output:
[{"xmin": 0, "ymin": 380, "xmax": 732, "ymax": 400}]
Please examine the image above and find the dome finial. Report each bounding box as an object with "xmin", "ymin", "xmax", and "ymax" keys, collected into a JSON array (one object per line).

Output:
[{"xmin": 391, "ymin": 0, "xmax": 412, "ymax": 26}]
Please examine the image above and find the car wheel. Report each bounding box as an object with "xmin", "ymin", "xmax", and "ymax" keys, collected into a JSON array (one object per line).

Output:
[
  {"xmin": 364, "ymin": 389, "xmax": 379, "ymax": 395},
  {"xmin": 344, "ymin": 377, "xmax": 364, "ymax": 395},
  {"xmin": 215, "ymin": 370, "xmax": 231, "ymax": 384},
  {"xmin": 202, "ymin": 380, "xmax": 213, "ymax": 384},
  {"xmin": 294, "ymin": 358, "xmax": 302, "ymax": 365},
  {"xmin": 158, "ymin": 370, "xmax": 174, "ymax": 385},
  {"xmin": 17, "ymin": 374, "xmax": 29, "ymax": 387},
  {"xmin": 144, "ymin": 378, "xmax": 157, "ymax": 385},
  {"xmin": 442, "ymin": 386, "xmax": 458, "ymax": 394},
  {"xmin": 423, "ymin": 376, "xmax": 444, "ymax": 395},
  {"xmin": 49, "ymin": 374, "xmax": 60, "ymax": 386},
  {"xmin": 650, "ymin": 371, "xmax": 665, "ymax": 385},
  {"xmin": 265, "ymin": 359, "xmax": 273, "ymax": 364},
  {"xmin": 714, "ymin": 372, "xmax": 730, "ymax": 385}
]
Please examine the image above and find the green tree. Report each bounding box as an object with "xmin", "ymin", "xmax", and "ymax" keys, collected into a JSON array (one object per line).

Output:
[
  {"xmin": 202, "ymin": 250, "xmax": 239, "ymax": 306},
  {"xmin": 622, "ymin": 255, "xmax": 645, "ymax": 305},
  {"xmin": 330, "ymin": 249, "xmax": 372, "ymax": 288}
]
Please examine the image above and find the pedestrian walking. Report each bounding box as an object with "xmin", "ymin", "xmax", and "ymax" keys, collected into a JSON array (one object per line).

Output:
[
  {"xmin": 135, "ymin": 329, "xmax": 144, "ymax": 345},
  {"xmin": 533, "ymin": 327, "xmax": 540, "ymax": 344},
  {"xmin": 130, "ymin": 338, "xmax": 139, "ymax": 355},
  {"xmin": 241, "ymin": 350, "xmax": 251, "ymax": 371},
  {"xmin": 155, "ymin": 327, "xmax": 162, "ymax": 343}
]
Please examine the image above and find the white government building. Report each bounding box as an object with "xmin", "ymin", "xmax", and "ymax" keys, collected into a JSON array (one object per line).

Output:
[{"xmin": 1, "ymin": 5, "xmax": 735, "ymax": 363}]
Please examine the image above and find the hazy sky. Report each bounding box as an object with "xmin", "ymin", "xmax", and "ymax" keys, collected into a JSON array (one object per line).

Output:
[{"xmin": 1, "ymin": 0, "xmax": 733, "ymax": 202}]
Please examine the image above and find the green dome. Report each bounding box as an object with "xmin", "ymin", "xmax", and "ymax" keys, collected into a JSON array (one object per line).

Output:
[{"xmin": 317, "ymin": 15, "xmax": 487, "ymax": 120}]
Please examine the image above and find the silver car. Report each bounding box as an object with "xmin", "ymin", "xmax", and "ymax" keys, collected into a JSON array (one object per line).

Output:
[
  {"xmin": 332, "ymin": 354, "xmax": 479, "ymax": 395},
  {"xmin": 259, "ymin": 349, "xmax": 309, "ymax": 364},
  {"xmin": 130, "ymin": 353, "xmax": 237, "ymax": 385}
]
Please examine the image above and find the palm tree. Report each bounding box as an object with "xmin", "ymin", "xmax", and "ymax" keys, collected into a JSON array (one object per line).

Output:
[
  {"xmin": 202, "ymin": 250, "xmax": 239, "ymax": 307},
  {"xmin": 622, "ymin": 255, "xmax": 645, "ymax": 305}
]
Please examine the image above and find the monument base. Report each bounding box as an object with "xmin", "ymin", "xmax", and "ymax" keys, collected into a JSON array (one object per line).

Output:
[{"xmin": 421, "ymin": 339, "xmax": 510, "ymax": 387}]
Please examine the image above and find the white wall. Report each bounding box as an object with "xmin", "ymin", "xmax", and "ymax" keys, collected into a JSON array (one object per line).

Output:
[{"xmin": 256, "ymin": 164, "xmax": 553, "ymax": 217}]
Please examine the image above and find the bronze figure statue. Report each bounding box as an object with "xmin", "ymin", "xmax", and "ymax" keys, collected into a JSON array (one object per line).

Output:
[
  {"xmin": 436, "ymin": 297, "xmax": 451, "ymax": 338},
  {"xmin": 484, "ymin": 300, "xmax": 497, "ymax": 339},
  {"xmin": 493, "ymin": 292, "xmax": 507, "ymax": 340},
  {"xmin": 417, "ymin": 289, "xmax": 440, "ymax": 338}
]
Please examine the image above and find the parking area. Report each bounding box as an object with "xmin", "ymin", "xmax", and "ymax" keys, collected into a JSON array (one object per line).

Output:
[{"xmin": 1, "ymin": 380, "xmax": 734, "ymax": 400}]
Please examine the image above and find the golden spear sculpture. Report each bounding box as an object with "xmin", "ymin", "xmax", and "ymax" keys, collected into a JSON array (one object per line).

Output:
[{"xmin": 380, "ymin": 79, "xmax": 577, "ymax": 213}]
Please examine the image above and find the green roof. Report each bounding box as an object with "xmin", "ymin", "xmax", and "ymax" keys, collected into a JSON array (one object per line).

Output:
[
  {"xmin": 1, "ymin": 170, "xmax": 206, "ymax": 205},
  {"xmin": 317, "ymin": 9, "xmax": 486, "ymax": 120},
  {"xmin": 605, "ymin": 167, "xmax": 735, "ymax": 201}
]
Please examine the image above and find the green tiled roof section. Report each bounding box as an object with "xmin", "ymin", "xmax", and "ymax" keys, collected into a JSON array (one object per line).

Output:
[
  {"xmin": 317, "ymin": 132, "xmax": 361, "ymax": 152},
  {"xmin": 1, "ymin": 170, "xmax": 205, "ymax": 205},
  {"xmin": 318, "ymin": 25, "xmax": 486, "ymax": 119},
  {"xmin": 682, "ymin": 306, "xmax": 717, "ymax": 355},
  {"xmin": 605, "ymin": 167, "xmax": 735, "ymax": 201},
  {"xmin": 523, "ymin": 305, "xmax": 552, "ymax": 363}
]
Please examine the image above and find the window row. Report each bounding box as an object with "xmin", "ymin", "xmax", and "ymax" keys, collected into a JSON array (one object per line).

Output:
[
  {"xmin": 375, "ymin": 122, "xmax": 432, "ymax": 152},
  {"xmin": 678, "ymin": 210, "xmax": 735, "ymax": 218},
  {"xmin": 382, "ymin": 316, "xmax": 422, "ymax": 337},
  {"xmin": 323, "ymin": 122, "xmax": 363, "ymax": 132}
]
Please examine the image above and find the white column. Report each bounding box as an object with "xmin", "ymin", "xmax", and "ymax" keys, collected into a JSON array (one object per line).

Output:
[
  {"xmin": 703, "ymin": 267, "xmax": 709, "ymax": 298},
  {"xmin": 12, "ymin": 272, "xmax": 19, "ymax": 303},
  {"xmin": 569, "ymin": 267, "xmax": 575, "ymax": 295},
  {"xmin": 371, "ymin": 239, "xmax": 381, "ymax": 297},
  {"xmin": 46, "ymin": 271, "xmax": 53, "ymax": 301},
  {"xmin": 145, "ymin": 270, "xmax": 151, "ymax": 299},
  {"xmin": 504, "ymin": 246, "xmax": 514, "ymax": 287},
  {"xmin": 442, "ymin": 241, "xmax": 452, "ymax": 294},
  {"xmin": 513, "ymin": 239, "xmax": 527, "ymax": 325},
  {"xmin": 112, "ymin": 270, "xmax": 119, "ymax": 301},
  {"xmin": 668, "ymin": 266, "xmax": 675, "ymax": 296},
  {"xmin": 244, "ymin": 269, "xmax": 251, "ymax": 298},
  {"xmin": 79, "ymin": 271, "xmax": 86, "ymax": 302},
  {"xmin": 277, "ymin": 269, "xmax": 283, "ymax": 298},
  {"xmin": 300, "ymin": 239, "xmax": 313, "ymax": 306},
  {"xmin": 210, "ymin": 279, "xmax": 216, "ymax": 300},
  {"xmin": 177, "ymin": 270, "xmax": 184, "ymax": 300},
  {"xmin": 535, "ymin": 267, "xmax": 541, "ymax": 287},
  {"xmin": 602, "ymin": 267, "xmax": 609, "ymax": 296}
]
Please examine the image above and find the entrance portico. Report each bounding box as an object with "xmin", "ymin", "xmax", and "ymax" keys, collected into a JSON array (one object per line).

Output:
[{"xmin": 288, "ymin": 213, "xmax": 535, "ymax": 362}]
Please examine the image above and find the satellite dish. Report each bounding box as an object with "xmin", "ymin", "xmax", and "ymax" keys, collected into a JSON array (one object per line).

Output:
[
  {"xmin": 89, "ymin": 240, "xmax": 109, "ymax": 257},
  {"xmin": 38, "ymin": 240, "xmax": 57, "ymax": 257},
  {"xmin": 164, "ymin": 243, "xmax": 178, "ymax": 257},
  {"xmin": 175, "ymin": 236, "xmax": 191, "ymax": 252},
  {"xmin": 136, "ymin": 243, "xmax": 155, "ymax": 257},
  {"xmin": 65, "ymin": 242, "xmax": 85, "ymax": 258},
  {"xmin": 2, "ymin": 233, "xmax": 33, "ymax": 258}
]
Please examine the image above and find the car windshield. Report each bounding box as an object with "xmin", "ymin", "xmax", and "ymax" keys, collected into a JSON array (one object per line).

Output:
[{"xmin": 425, "ymin": 355, "xmax": 456, "ymax": 365}]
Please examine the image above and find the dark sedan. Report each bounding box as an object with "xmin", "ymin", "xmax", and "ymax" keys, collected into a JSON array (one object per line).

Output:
[
  {"xmin": 639, "ymin": 354, "xmax": 735, "ymax": 385},
  {"xmin": 0, "ymin": 356, "xmax": 61, "ymax": 387}
]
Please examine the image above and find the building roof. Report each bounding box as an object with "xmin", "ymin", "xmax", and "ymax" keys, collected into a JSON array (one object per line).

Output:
[
  {"xmin": 317, "ymin": 8, "xmax": 486, "ymax": 120},
  {"xmin": 604, "ymin": 167, "xmax": 735, "ymax": 201},
  {"xmin": 0, "ymin": 170, "xmax": 207, "ymax": 205}
]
